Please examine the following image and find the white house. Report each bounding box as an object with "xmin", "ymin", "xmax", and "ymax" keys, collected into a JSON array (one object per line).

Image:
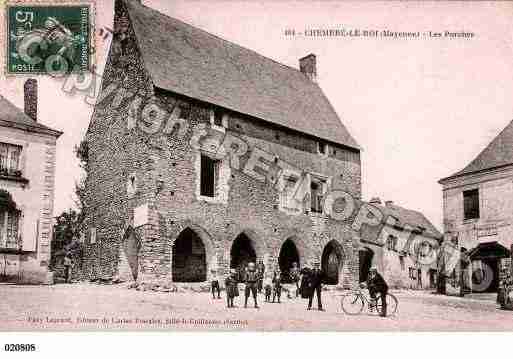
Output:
[{"xmin": 0, "ymin": 79, "xmax": 62, "ymax": 284}]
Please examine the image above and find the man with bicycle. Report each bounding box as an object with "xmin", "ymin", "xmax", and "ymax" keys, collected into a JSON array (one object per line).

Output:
[{"xmin": 366, "ymin": 266, "xmax": 388, "ymax": 317}]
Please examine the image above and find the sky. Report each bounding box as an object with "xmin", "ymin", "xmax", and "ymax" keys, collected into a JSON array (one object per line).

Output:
[{"xmin": 1, "ymin": 0, "xmax": 513, "ymax": 230}]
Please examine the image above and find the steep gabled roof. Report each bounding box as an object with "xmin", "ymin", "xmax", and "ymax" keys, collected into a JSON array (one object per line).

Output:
[
  {"xmin": 373, "ymin": 202, "xmax": 442, "ymax": 240},
  {"xmin": 440, "ymin": 119, "xmax": 513, "ymax": 182},
  {"xmin": 0, "ymin": 94, "xmax": 62, "ymax": 137},
  {"xmin": 123, "ymin": 0, "xmax": 360, "ymax": 150}
]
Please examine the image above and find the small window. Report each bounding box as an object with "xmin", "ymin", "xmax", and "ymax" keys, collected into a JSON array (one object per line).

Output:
[
  {"xmin": 400, "ymin": 256, "xmax": 405, "ymax": 271},
  {"xmin": 317, "ymin": 142, "xmax": 328, "ymax": 155},
  {"xmin": 212, "ymin": 108, "xmax": 224, "ymax": 127},
  {"xmin": 279, "ymin": 176, "xmax": 299, "ymax": 211},
  {"xmin": 200, "ymin": 155, "xmax": 219, "ymax": 197},
  {"xmin": 90, "ymin": 227, "xmax": 97, "ymax": 244},
  {"xmin": 409, "ymin": 267, "xmax": 417, "ymax": 280},
  {"xmin": 386, "ymin": 235, "xmax": 397, "ymax": 251},
  {"xmin": 310, "ymin": 178, "xmax": 326, "ymax": 213},
  {"xmin": 419, "ymin": 242, "xmax": 432, "ymax": 258},
  {"xmin": 0, "ymin": 143, "xmax": 22, "ymax": 177},
  {"xmin": 127, "ymin": 173, "xmax": 137, "ymax": 197},
  {"xmin": 463, "ymin": 189, "xmax": 479, "ymax": 220}
]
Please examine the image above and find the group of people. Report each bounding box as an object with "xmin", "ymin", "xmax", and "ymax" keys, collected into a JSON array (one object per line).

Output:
[{"xmin": 210, "ymin": 261, "xmax": 390, "ymax": 317}]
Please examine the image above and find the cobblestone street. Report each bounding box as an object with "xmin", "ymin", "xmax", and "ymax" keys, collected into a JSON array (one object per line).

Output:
[{"xmin": 0, "ymin": 283, "xmax": 512, "ymax": 331}]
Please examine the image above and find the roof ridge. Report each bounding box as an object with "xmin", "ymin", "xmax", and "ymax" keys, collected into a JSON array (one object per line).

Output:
[
  {"xmin": 0, "ymin": 93, "xmax": 62, "ymax": 136},
  {"xmin": 440, "ymin": 118, "xmax": 513, "ymax": 181},
  {"xmin": 371, "ymin": 201, "xmax": 441, "ymax": 237},
  {"xmin": 127, "ymin": 0, "xmax": 308, "ymax": 79},
  {"xmin": 122, "ymin": 0, "xmax": 360, "ymax": 149}
]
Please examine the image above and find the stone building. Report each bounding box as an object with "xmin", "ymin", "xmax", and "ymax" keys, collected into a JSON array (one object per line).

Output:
[
  {"xmin": 81, "ymin": 0, "xmax": 363, "ymax": 287},
  {"xmin": 439, "ymin": 120, "xmax": 513, "ymax": 292},
  {"xmin": 0, "ymin": 79, "xmax": 62, "ymax": 284},
  {"xmin": 359, "ymin": 198, "xmax": 442, "ymax": 289}
]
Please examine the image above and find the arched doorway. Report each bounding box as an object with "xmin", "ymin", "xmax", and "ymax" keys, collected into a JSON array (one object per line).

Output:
[
  {"xmin": 278, "ymin": 238, "xmax": 300, "ymax": 283},
  {"xmin": 359, "ymin": 247, "xmax": 374, "ymax": 282},
  {"xmin": 172, "ymin": 228, "xmax": 207, "ymax": 282},
  {"xmin": 321, "ymin": 240, "xmax": 344, "ymax": 285},
  {"xmin": 118, "ymin": 227, "xmax": 140, "ymax": 282},
  {"xmin": 230, "ymin": 233, "xmax": 256, "ymax": 275}
]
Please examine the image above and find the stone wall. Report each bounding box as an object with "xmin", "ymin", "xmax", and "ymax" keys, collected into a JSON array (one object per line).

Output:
[
  {"xmin": 81, "ymin": 0, "xmax": 155, "ymax": 280},
  {"xmin": 82, "ymin": 0, "xmax": 362, "ymax": 288}
]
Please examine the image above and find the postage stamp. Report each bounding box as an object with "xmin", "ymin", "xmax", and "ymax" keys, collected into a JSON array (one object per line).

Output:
[{"xmin": 5, "ymin": 1, "xmax": 93, "ymax": 74}]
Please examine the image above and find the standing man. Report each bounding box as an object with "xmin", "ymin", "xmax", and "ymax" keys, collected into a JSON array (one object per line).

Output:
[
  {"xmin": 366, "ymin": 266, "xmax": 388, "ymax": 317},
  {"xmin": 244, "ymin": 262, "xmax": 259, "ymax": 309},
  {"xmin": 211, "ymin": 269, "xmax": 221, "ymax": 299},
  {"xmin": 63, "ymin": 252, "xmax": 72, "ymax": 284},
  {"xmin": 272, "ymin": 270, "xmax": 283, "ymax": 303},
  {"xmin": 257, "ymin": 260, "xmax": 265, "ymax": 293},
  {"xmin": 307, "ymin": 262, "xmax": 324, "ymax": 311},
  {"xmin": 290, "ymin": 262, "xmax": 300, "ymax": 297},
  {"xmin": 225, "ymin": 269, "xmax": 239, "ymax": 308}
]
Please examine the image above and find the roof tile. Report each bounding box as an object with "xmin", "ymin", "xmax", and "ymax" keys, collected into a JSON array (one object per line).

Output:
[
  {"xmin": 0, "ymin": 94, "xmax": 62, "ymax": 137},
  {"xmin": 124, "ymin": 0, "xmax": 360, "ymax": 150}
]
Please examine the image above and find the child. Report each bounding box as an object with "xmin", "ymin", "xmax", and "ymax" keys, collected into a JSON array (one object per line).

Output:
[
  {"xmin": 272, "ymin": 270, "xmax": 282, "ymax": 303},
  {"xmin": 211, "ymin": 270, "xmax": 221, "ymax": 299},
  {"xmin": 264, "ymin": 277, "xmax": 272, "ymax": 302},
  {"xmin": 225, "ymin": 269, "xmax": 239, "ymax": 308}
]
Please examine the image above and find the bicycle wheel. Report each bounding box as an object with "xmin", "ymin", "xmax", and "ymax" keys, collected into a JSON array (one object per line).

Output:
[
  {"xmin": 376, "ymin": 293, "xmax": 398, "ymax": 316},
  {"xmin": 341, "ymin": 293, "xmax": 365, "ymax": 315}
]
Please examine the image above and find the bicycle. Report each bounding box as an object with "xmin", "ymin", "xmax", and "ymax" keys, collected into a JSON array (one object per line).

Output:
[{"xmin": 340, "ymin": 286, "xmax": 398, "ymax": 316}]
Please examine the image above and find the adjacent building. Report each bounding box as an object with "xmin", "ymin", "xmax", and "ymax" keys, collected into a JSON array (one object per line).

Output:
[
  {"xmin": 0, "ymin": 79, "xmax": 62, "ymax": 284},
  {"xmin": 361, "ymin": 198, "xmax": 442, "ymax": 290},
  {"xmin": 82, "ymin": 0, "xmax": 363, "ymax": 287},
  {"xmin": 439, "ymin": 120, "xmax": 513, "ymax": 292}
]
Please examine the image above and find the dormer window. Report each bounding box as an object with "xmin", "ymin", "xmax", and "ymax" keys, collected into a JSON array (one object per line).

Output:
[
  {"xmin": 0, "ymin": 142, "xmax": 22, "ymax": 177},
  {"xmin": 317, "ymin": 141, "xmax": 328, "ymax": 156}
]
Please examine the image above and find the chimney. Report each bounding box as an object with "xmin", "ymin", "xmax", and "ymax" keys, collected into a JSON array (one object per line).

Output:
[
  {"xmin": 299, "ymin": 54, "xmax": 317, "ymax": 82},
  {"xmin": 385, "ymin": 200, "xmax": 394, "ymax": 207},
  {"xmin": 24, "ymin": 78, "xmax": 37, "ymax": 122},
  {"xmin": 369, "ymin": 197, "xmax": 382, "ymax": 205}
]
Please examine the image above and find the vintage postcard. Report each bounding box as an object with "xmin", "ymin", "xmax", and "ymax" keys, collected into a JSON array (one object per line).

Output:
[{"xmin": 0, "ymin": 0, "xmax": 513, "ymax": 337}]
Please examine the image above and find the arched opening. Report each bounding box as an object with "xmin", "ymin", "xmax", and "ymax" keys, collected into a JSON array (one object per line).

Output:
[
  {"xmin": 359, "ymin": 247, "xmax": 374, "ymax": 282},
  {"xmin": 230, "ymin": 233, "xmax": 256, "ymax": 276},
  {"xmin": 118, "ymin": 227, "xmax": 140, "ymax": 282},
  {"xmin": 321, "ymin": 240, "xmax": 344, "ymax": 285},
  {"xmin": 278, "ymin": 239, "xmax": 300, "ymax": 283},
  {"xmin": 172, "ymin": 228, "xmax": 207, "ymax": 282}
]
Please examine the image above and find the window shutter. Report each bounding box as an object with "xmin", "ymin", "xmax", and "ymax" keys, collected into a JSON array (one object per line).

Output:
[{"xmin": 21, "ymin": 209, "xmax": 38, "ymax": 252}]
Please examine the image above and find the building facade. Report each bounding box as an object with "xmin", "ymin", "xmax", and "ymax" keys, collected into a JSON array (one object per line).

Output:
[
  {"xmin": 0, "ymin": 79, "xmax": 62, "ymax": 284},
  {"xmin": 359, "ymin": 198, "xmax": 442, "ymax": 290},
  {"xmin": 439, "ymin": 120, "xmax": 513, "ymax": 292},
  {"xmin": 82, "ymin": 0, "xmax": 363, "ymax": 287}
]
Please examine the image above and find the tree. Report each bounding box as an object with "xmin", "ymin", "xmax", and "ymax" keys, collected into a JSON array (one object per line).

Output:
[
  {"xmin": 50, "ymin": 140, "xmax": 89, "ymax": 273},
  {"xmin": 51, "ymin": 209, "xmax": 83, "ymax": 267}
]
